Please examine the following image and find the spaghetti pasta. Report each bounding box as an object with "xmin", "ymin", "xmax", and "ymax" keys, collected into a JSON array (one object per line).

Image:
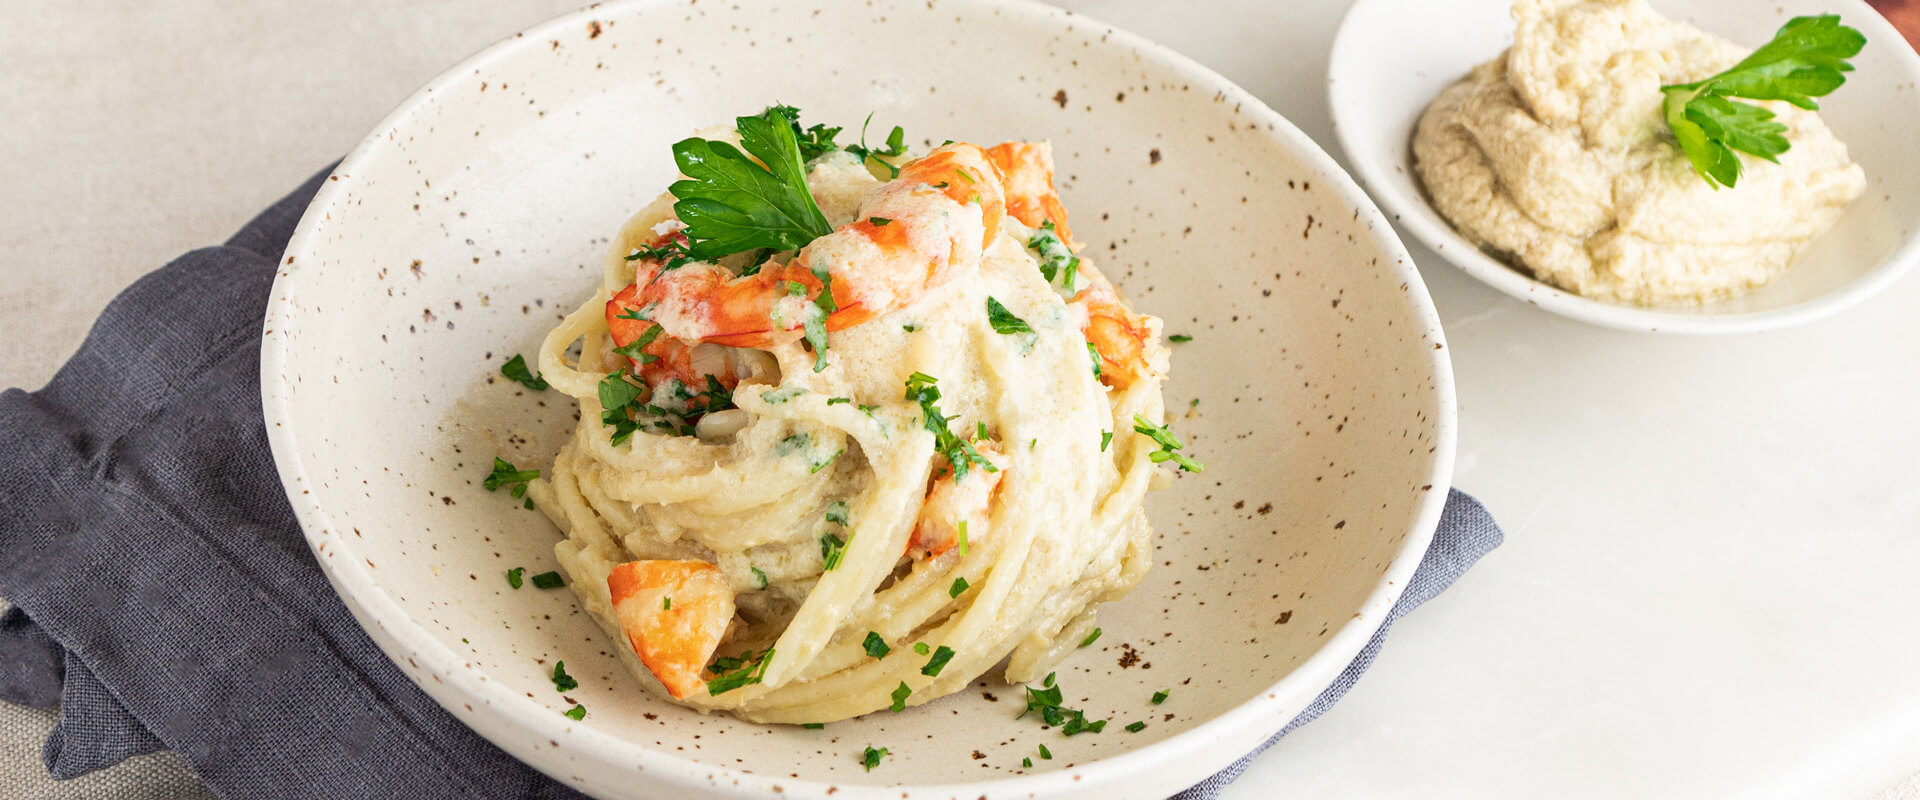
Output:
[{"xmin": 523, "ymin": 112, "xmax": 1177, "ymax": 723}]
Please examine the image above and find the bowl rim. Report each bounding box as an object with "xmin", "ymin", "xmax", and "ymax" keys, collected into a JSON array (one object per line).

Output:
[
  {"xmin": 260, "ymin": 0, "xmax": 1459, "ymax": 796},
  {"xmin": 1327, "ymin": 0, "xmax": 1920, "ymax": 335}
]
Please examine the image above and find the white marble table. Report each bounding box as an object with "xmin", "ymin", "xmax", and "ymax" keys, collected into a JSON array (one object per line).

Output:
[{"xmin": 3, "ymin": 1, "xmax": 1916, "ymax": 797}]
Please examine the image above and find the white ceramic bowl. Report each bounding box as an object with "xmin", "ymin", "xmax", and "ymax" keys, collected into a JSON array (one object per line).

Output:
[
  {"xmin": 1330, "ymin": 0, "xmax": 1920, "ymax": 334},
  {"xmin": 261, "ymin": 1, "xmax": 1456, "ymax": 798}
]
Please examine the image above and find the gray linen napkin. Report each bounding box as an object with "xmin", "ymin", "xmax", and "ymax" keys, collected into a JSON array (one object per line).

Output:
[{"xmin": 0, "ymin": 167, "xmax": 1501, "ymax": 799}]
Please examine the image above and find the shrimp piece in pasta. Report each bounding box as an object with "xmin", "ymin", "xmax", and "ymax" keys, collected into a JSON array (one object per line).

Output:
[{"xmin": 608, "ymin": 560, "xmax": 736, "ymax": 699}]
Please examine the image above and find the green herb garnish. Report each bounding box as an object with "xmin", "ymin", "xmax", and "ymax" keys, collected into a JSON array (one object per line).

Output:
[
  {"xmin": 610, "ymin": 323, "xmax": 662, "ymax": 365},
  {"xmin": 506, "ymin": 567, "xmax": 525, "ymax": 589},
  {"xmin": 913, "ymin": 642, "xmax": 931, "ymax": 656},
  {"xmin": 1039, "ymin": 744, "xmax": 1053, "ymax": 760},
  {"xmin": 1152, "ymin": 689, "xmax": 1170, "ymax": 704},
  {"xmin": 752, "ymin": 566, "xmax": 768, "ymax": 590},
  {"xmin": 1020, "ymin": 675, "xmax": 1108, "ymax": 736},
  {"xmin": 845, "ymin": 114, "xmax": 908, "ymax": 178},
  {"xmin": 903, "ymin": 372, "xmax": 998, "ymax": 482},
  {"xmin": 501, "ymin": 354, "xmax": 549, "ymax": 390},
  {"xmin": 551, "ymin": 660, "xmax": 579, "ymax": 692},
  {"xmin": 1168, "ymin": 333, "xmax": 1193, "ymax": 344},
  {"xmin": 1132, "ymin": 415, "xmax": 1204, "ymax": 473},
  {"xmin": 565, "ymin": 704, "xmax": 587, "ymax": 720},
  {"xmin": 1028, "ymin": 220, "xmax": 1081, "ymax": 290},
  {"xmin": 986, "ymin": 297, "xmax": 1034, "ymax": 335},
  {"xmin": 1080, "ymin": 628, "xmax": 1102, "ymax": 647},
  {"xmin": 921, "ymin": 645, "xmax": 956, "ymax": 676},
  {"xmin": 484, "ymin": 458, "xmax": 540, "ymax": 496},
  {"xmin": 670, "ymin": 107, "xmax": 833, "ymax": 261},
  {"xmin": 802, "ymin": 722, "xmax": 825, "ymax": 729},
  {"xmin": 863, "ymin": 632, "xmax": 891, "ymax": 659},
  {"xmin": 530, "ymin": 571, "xmax": 565, "ymax": 589},
  {"xmin": 949, "ymin": 578, "xmax": 969, "ymax": 598},
  {"xmin": 1125, "ymin": 720, "xmax": 1146, "ymax": 733},
  {"xmin": 1661, "ymin": 15, "xmax": 1865, "ymax": 188},
  {"xmin": 1100, "ymin": 430, "xmax": 1113, "ymax": 452},
  {"xmin": 890, "ymin": 681, "xmax": 912, "ymax": 712},
  {"xmin": 707, "ymin": 648, "xmax": 773, "ymax": 695},
  {"xmin": 820, "ymin": 533, "xmax": 847, "ymax": 571},
  {"xmin": 861, "ymin": 745, "xmax": 890, "ymax": 772}
]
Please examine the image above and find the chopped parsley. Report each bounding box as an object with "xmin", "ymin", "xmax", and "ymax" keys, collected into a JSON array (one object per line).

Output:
[
  {"xmin": 1152, "ymin": 689, "xmax": 1170, "ymax": 704},
  {"xmin": 610, "ymin": 324, "xmax": 662, "ymax": 365},
  {"xmin": 483, "ymin": 458, "xmax": 539, "ymax": 500},
  {"xmin": 903, "ymin": 372, "xmax": 998, "ymax": 482},
  {"xmin": 827, "ymin": 396, "xmax": 852, "ymax": 405},
  {"xmin": 767, "ymin": 104, "xmax": 842, "ymax": 162},
  {"xmin": 1100, "ymin": 430, "xmax": 1113, "ymax": 452},
  {"xmin": 624, "ymin": 239, "xmax": 692, "ymax": 270},
  {"xmin": 702, "ymin": 374, "xmax": 734, "ymax": 413},
  {"xmin": 1132, "ymin": 415, "xmax": 1204, "ymax": 473},
  {"xmin": 1125, "ymin": 720, "xmax": 1146, "ymax": 733},
  {"xmin": 1027, "ymin": 221, "xmax": 1081, "ymax": 291},
  {"xmin": 913, "ymin": 642, "xmax": 932, "ymax": 656},
  {"xmin": 1080, "ymin": 628, "xmax": 1102, "ymax": 647},
  {"xmin": 506, "ymin": 567, "xmax": 525, "ymax": 589},
  {"xmin": 986, "ymin": 297, "xmax": 1033, "ymax": 335},
  {"xmin": 662, "ymin": 597, "xmax": 672, "ymax": 611},
  {"xmin": 1023, "ymin": 757, "xmax": 1033, "ymax": 768},
  {"xmin": 597, "ymin": 371, "xmax": 649, "ymax": 445},
  {"xmin": 921, "ymin": 645, "xmax": 956, "ymax": 677},
  {"xmin": 565, "ymin": 704, "xmax": 587, "ymax": 721},
  {"xmin": 669, "ymin": 107, "xmax": 832, "ymax": 262},
  {"xmin": 1039, "ymin": 744, "xmax": 1054, "ymax": 760},
  {"xmin": 863, "ymin": 632, "xmax": 891, "ymax": 659},
  {"xmin": 956, "ymin": 520, "xmax": 969, "ymax": 556},
  {"xmin": 861, "ymin": 745, "xmax": 889, "ymax": 772},
  {"xmin": 550, "ymin": 660, "xmax": 579, "ymax": 692},
  {"xmin": 752, "ymin": 566, "xmax": 769, "ymax": 590},
  {"xmin": 844, "ymin": 114, "xmax": 908, "ymax": 178},
  {"xmin": 1167, "ymin": 333, "xmax": 1193, "ymax": 344},
  {"xmin": 501, "ymin": 354, "xmax": 549, "ymax": 390},
  {"xmin": 890, "ymin": 681, "xmax": 912, "ymax": 712},
  {"xmin": 825, "ymin": 500, "xmax": 851, "ymax": 527},
  {"xmin": 706, "ymin": 648, "xmax": 773, "ymax": 695},
  {"xmin": 530, "ymin": 571, "xmax": 565, "ymax": 589},
  {"xmin": 949, "ymin": 577, "xmax": 969, "ymax": 598},
  {"xmin": 1020, "ymin": 673, "xmax": 1108, "ymax": 736},
  {"xmin": 869, "ymin": 217, "xmax": 892, "ymax": 226},
  {"xmin": 802, "ymin": 723, "xmax": 825, "ymax": 730},
  {"xmin": 820, "ymin": 533, "xmax": 847, "ymax": 571},
  {"xmin": 1086, "ymin": 341, "xmax": 1102, "ymax": 378}
]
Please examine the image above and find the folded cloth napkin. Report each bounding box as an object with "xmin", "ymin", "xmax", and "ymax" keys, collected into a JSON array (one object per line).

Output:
[{"xmin": 0, "ymin": 167, "xmax": 1502, "ymax": 800}]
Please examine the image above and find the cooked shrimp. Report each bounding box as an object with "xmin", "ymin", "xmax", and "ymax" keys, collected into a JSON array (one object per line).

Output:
[
  {"xmin": 907, "ymin": 443, "xmax": 1006, "ymax": 559},
  {"xmin": 987, "ymin": 141, "xmax": 1075, "ymax": 247},
  {"xmin": 608, "ymin": 560, "xmax": 736, "ymax": 699},
  {"xmin": 1074, "ymin": 281, "xmax": 1160, "ymax": 390},
  {"xmin": 626, "ymin": 143, "xmax": 1010, "ymax": 349}
]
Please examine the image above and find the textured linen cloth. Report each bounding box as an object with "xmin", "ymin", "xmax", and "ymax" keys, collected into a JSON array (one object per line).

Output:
[{"xmin": 0, "ymin": 167, "xmax": 1501, "ymax": 799}]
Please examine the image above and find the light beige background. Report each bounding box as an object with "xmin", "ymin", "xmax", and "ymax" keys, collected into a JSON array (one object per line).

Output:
[{"xmin": 4, "ymin": 1, "xmax": 1917, "ymax": 798}]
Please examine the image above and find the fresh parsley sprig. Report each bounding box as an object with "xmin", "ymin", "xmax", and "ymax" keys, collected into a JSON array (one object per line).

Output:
[
  {"xmin": 903, "ymin": 372, "xmax": 998, "ymax": 482},
  {"xmin": 845, "ymin": 114, "xmax": 908, "ymax": 178},
  {"xmin": 706, "ymin": 648, "xmax": 774, "ymax": 695},
  {"xmin": 1661, "ymin": 15, "xmax": 1865, "ymax": 189},
  {"xmin": 670, "ymin": 108, "xmax": 834, "ymax": 261},
  {"xmin": 484, "ymin": 458, "xmax": 540, "ymax": 509}
]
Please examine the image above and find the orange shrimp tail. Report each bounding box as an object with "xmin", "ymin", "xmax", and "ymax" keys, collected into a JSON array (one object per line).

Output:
[
  {"xmin": 608, "ymin": 560, "xmax": 736, "ymax": 699},
  {"xmin": 987, "ymin": 142, "xmax": 1074, "ymax": 247}
]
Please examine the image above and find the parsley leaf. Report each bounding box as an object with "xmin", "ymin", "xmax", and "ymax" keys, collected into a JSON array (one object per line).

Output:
[
  {"xmin": 530, "ymin": 571, "xmax": 565, "ymax": 589},
  {"xmin": 819, "ymin": 532, "xmax": 847, "ymax": 571},
  {"xmin": 913, "ymin": 642, "xmax": 931, "ymax": 656},
  {"xmin": 565, "ymin": 704, "xmax": 587, "ymax": 720},
  {"xmin": 766, "ymin": 104, "xmax": 842, "ymax": 162},
  {"xmin": 706, "ymin": 648, "xmax": 773, "ymax": 695},
  {"xmin": 1019, "ymin": 674, "xmax": 1109, "ymax": 735},
  {"xmin": 863, "ymin": 632, "xmax": 891, "ymax": 659},
  {"xmin": 1167, "ymin": 333, "xmax": 1193, "ymax": 344},
  {"xmin": 890, "ymin": 681, "xmax": 912, "ymax": 712},
  {"xmin": 501, "ymin": 354, "xmax": 549, "ymax": 391},
  {"xmin": 949, "ymin": 577, "xmax": 969, "ymax": 598},
  {"xmin": 986, "ymin": 297, "xmax": 1034, "ymax": 335},
  {"xmin": 862, "ymin": 745, "xmax": 889, "ymax": 772},
  {"xmin": 845, "ymin": 114, "xmax": 908, "ymax": 178},
  {"xmin": 610, "ymin": 323, "xmax": 663, "ymax": 365},
  {"xmin": 1125, "ymin": 720, "xmax": 1146, "ymax": 733},
  {"xmin": 669, "ymin": 107, "xmax": 833, "ymax": 261},
  {"xmin": 624, "ymin": 239, "xmax": 692, "ymax": 270},
  {"xmin": 484, "ymin": 458, "xmax": 540, "ymax": 492},
  {"xmin": 551, "ymin": 660, "xmax": 579, "ymax": 692},
  {"xmin": 1080, "ymin": 627, "xmax": 1102, "ymax": 647},
  {"xmin": 921, "ymin": 645, "xmax": 956, "ymax": 676},
  {"xmin": 1028, "ymin": 221, "xmax": 1081, "ymax": 291},
  {"xmin": 1660, "ymin": 15, "xmax": 1865, "ymax": 188},
  {"xmin": 903, "ymin": 372, "xmax": 998, "ymax": 482},
  {"xmin": 1152, "ymin": 689, "xmax": 1170, "ymax": 704},
  {"xmin": 752, "ymin": 566, "xmax": 769, "ymax": 590},
  {"xmin": 1132, "ymin": 415, "xmax": 1204, "ymax": 473},
  {"xmin": 506, "ymin": 567, "xmax": 525, "ymax": 589}
]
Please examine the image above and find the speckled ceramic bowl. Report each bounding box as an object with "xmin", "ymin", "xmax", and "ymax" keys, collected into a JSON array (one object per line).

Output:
[{"xmin": 260, "ymin": 1, "xmax": 1455, "ymax": 798}]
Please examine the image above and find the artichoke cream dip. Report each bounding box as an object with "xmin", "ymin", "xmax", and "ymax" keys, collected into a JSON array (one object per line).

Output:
[{"xmin": 1412, "ymin": 0, "xmax": 1867, "ymax": 306}]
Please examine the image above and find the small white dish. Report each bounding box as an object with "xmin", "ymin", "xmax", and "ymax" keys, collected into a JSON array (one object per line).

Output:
[
  {"xmin": 261, "ymin": 0, "xmax": 1456, "ymax": 798},
  {"xmin": 1329, "ymin": 0, "xmax": 1920, "ymax": 333}
]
